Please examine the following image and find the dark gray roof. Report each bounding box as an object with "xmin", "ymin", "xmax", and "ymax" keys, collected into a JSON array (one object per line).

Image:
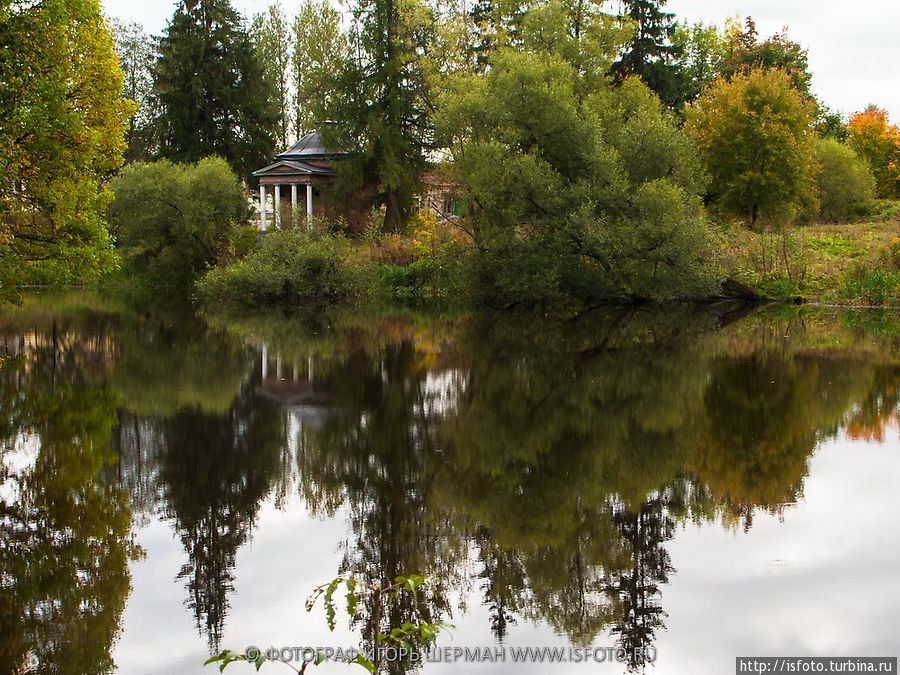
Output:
[
  {"xmin": 252, "ymin": 159, "xmax": 335, "ymax": 177},
  {"xmin": 276, "ymin": 130, "xmax": 343, "ymax": 160}
]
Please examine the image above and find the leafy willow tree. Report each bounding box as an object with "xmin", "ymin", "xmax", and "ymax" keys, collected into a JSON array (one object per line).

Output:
[
  {"xmin": 320, "ymin": 0, "xmax": 436, "ymax": 232},
  {"xmin": 609, "ymin": 0, "xmax": 687, "ymax": 109},
  {"xmin": 0, "ymin": 0, "xmax": 134, "ymax": 301},
  {"xmin": 685, "ymin": 68, "xmax": 818, "ymax": 225},
  {"xmin": 153, "ymin": 0, "xmax": 279, "ymax": 180},
  {"xmin": 109, "ymin": 157, "xmax": 250, "ymax": 288},
  {"xmin": 291, "ymin": 0, "xmax": 347, "ymax": 138},
  {"xmin": 251, "ymin": 4, "xmax": 292, "ymax": 150},
  {"xmin": 110, "ymin": 18, "xmax": 158, "ymax": 161},
  {"xmin": 439, "ymin": 1, "xmax": 718, "ymax": 304}
]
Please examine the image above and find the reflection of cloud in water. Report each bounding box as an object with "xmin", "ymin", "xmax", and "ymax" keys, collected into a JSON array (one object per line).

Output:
[
  {"xmin": 0, "ymin": 433, "xmax": 39, "ymax": 503},
  {"xmin": 423, "ymin": 369, "xmax": 466, "ymax": 417}
]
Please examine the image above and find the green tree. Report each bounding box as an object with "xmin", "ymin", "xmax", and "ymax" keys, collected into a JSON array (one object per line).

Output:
[
  {"xmin": 439, "ymin": 42, "xmax": 718, "ymax": 304},
  {"xmin": 108, "ymin": 157, "xmax": 250, "ymax": 289},
  {"xmin": 110, "ymin": 18, "xmax": 158, "ymax": 161},
  {"xmin": 290, "ymin": 0, "xmax": 347, "ymax": 138},
  {"xmin": 0, "ymin": 0, "xmax": 134, "ymax": 301},
  {"xmin": 720, "ymin": 18, "xmax": 812, "ymax": 96},
  {"xmin": 609, "ymin": 0, "xmax": 687, "ymax": 109},
  {"xmin": 671, "ymin": 20, "xmax": 725, "ymax": 103},
  {"xmin": 685, "ymin": 68, "xmax": 818, "ymax": 225},
  {"xmin": 813, "ymin": 139, "xmax": 876, "ymax": 222},
  {"xmin": 321, "ymin": 0, "xmax": 436, "ymax": 232},
  {"xmin": 251, "ymin": 4, "xmax": 292, "ymax": 150},
  {"xmin": 153, "ymin": 0, "xmax": 279, "ymax": 181}
]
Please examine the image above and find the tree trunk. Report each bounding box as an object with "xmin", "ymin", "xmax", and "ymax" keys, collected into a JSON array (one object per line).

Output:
[{"xmin": 383, "ymin": 189, "xmax": 403, "ymax": 233}]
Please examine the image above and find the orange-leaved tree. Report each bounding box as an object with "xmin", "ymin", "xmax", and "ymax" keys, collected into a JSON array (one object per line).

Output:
[{"xmin": 846, "ymin": 106, "xmax": 900, "ymax": 199}]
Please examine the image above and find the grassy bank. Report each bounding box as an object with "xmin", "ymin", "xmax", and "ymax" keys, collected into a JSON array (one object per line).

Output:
[{"xmin": 722, "ymin": 203, "xmax": 900, "ymax": 306}]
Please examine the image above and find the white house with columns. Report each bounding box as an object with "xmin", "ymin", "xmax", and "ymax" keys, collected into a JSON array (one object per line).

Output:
[{"xmin": 252, "ymin": 130, "xmax": 340, "ymax": 230}]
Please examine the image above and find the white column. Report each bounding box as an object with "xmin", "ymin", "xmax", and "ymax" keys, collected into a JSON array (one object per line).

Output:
[
  {"xmin": 291, "ymin": 184, "xmax": 298, "ymax": 227},
  {"xmin": 259, "ymin": 185, "xmax": 267, "ymax": 231},
  {"xmin": 274, "ymin": 184, "xmax": 282, "ymax": 228},
  {"xmin": 306, "ymin": 183, "xmax": 314, "ymax": 229},
  {"xmin": 261, "ymin": 344, "xmax": 268, "ymax": 379}
]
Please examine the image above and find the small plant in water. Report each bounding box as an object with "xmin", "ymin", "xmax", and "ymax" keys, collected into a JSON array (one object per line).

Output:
[{"xmin": 205, "ymin": 574, "xmax": 451, "ymax": 673}]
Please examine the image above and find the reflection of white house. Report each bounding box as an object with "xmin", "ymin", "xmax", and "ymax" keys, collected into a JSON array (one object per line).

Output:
[{"xmin": 257, "ymin": 344, "xmax": 334, "ymax": 430}]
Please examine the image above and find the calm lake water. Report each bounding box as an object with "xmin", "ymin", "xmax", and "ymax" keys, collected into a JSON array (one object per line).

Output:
[{"xmin": 1, "ymin": 292, "xmax": 898, "ymax": 675}]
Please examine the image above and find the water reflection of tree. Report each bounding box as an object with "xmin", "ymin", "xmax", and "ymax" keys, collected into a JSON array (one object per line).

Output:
[
  {"xmin": 0, "ymin": 326, "xmax": 136, "ymax": 675},
  {"xmin": 115, "ymin": 383, "xmax": 286, "ymax": 651},
  {"xmin": 296, "ymin": 339, "xmax": 463, "ymax": 667},
  {"xmin": 199, "ymin": 304, "xmax": 899, "ymax": 670},
  {"xmin": 293, "ymin": 307, "xmax": 896, "ymax": 668},
  {"xmin": 606, "ymin": 493, "xmax": 676, "ymax": 672}
]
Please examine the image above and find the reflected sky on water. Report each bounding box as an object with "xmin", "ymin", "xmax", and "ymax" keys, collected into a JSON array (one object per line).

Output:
[{"xmin": 1, "ymin": 293, "xmax": 898, "ymax": 674}]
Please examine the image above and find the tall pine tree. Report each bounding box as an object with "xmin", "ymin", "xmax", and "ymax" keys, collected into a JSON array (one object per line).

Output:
[
  {"xmin": 321, "ymin": 0, "xmax": 434, "ymax": 232},
  {"xmin": 153, "ymin": 0, "xmax": 278, "ymax": 181},
  {"xmin": 610, "ymin": 0, "xmax": 687, "ymax": 108}
]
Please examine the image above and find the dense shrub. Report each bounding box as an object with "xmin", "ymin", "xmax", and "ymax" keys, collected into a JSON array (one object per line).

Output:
[
  {"xmin": 195, "ymin": 230, "xmax": 369, "ymax": 307},
  {"xmin": 814, "ymin": 139, "xmax": 877, "ymax": 222},
  {"xmin": 108, "ymin": 157, "xmax": 249, "ymax": 289},
  {"xmin": 441, "ymin": 50, "xmax": 721, "ymax": 305}
]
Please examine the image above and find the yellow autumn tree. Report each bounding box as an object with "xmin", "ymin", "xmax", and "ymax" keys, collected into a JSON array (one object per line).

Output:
[
  {"xmin": 685, "ymin": 68, "xmax": 818, "ymax": 225},
  {"xmin": 846, "ymin": 106, "xmax": 900, "ymax": 199},
  {"xmin": 0, "ymin": 0, "xmax": 135, "ymax": 301}
]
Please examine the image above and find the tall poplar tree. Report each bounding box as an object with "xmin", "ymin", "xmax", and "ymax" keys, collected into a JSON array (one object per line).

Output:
[
  {"xmin": 291, "ymin": 0, "xmax": 346, "ymax": 139},
  {"xmin": 153, "ymin": 0, "xmax": 279, "ymax": 181},
  {"xmin": 250, "ymin": 4, "xmax": 291, "ymax": 150}
]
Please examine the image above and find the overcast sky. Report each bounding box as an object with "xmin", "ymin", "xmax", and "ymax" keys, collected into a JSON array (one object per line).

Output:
[{"xmin": 102, "ymin": 0, "xmax": 900, "ymax": 120}]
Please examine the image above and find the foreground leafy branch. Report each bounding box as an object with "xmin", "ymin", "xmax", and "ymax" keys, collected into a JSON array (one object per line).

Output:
[{"xmin": 205, "ymin": 574, "xmax": 451, "ymax": 673}]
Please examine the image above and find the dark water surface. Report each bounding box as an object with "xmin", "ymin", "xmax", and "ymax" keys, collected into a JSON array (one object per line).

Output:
[{"xmin": 1, "ymin": 292, "xmax": 898, "ymax": 674}]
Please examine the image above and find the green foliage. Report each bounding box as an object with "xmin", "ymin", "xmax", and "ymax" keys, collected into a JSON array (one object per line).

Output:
[
  {"xmin": 108, "ymin": 157, "xmax": 250, "ymax": 290},
  {"xmin": 0, "ymin": 0, "xmax": 134, "ymax": 301},
  {"xmin": 109, "ymin": 18, "xmax": 157, "ymax": 161},
  {"xmin": 320, "ymin": 0, "xmax": 435, "ymax": 232},
  {"xmin": 685, "ymin": 68, "xmax": 818, "ymax": 225},
  {"xmin": 291, "ymin": 0, "xmax": 347, "ymax": 139},
  {"xmin": 250, "ymin": 4, "xmax": 292, "ymax": 150},
  {"xmin": 609, "ymin": 0, "xmax": 687, "ymax": 108},
  {"xmin": 720, "ymin": 17, "xmax": 812, "ymax": 96},
  {"xmin": 153, "ymin": 0, "xmax": 279, "ymax": 181},
  {"xmin": 440, "ymin": 44, "xmax": 720, "ymax": 305},
  {"xmin": 813, "ymin": 139, "xmax": 877, "ymax": 222},
  {"xmin": 195, "ymin": 230, "xmax": 369, "ymax": 307},
  {"xmin": 367, "ymin": 214, "xmax": 471, "ymax": 303},
  {"xmin": 207, "ymin": 574, "xmax": 449, "ymax": 672},
  {"xmin": 806, "ymin": 235, "xmax": 864, "ymax": 258},
  {"xmin": 671, "ymin": 20, "xmax": 726, "ymax": 103},
  {"xmin": 842, "ymin": 246, "xmax": 900, "ymax": 306}
]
